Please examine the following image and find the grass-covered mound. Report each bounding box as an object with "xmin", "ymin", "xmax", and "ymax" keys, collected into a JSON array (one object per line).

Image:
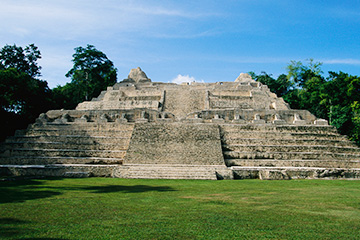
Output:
[{"xmin": 1, "ymin": 178, "xmax": 360, "ymax": 239}]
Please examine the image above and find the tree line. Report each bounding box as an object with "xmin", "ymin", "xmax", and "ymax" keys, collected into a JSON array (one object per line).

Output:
[
  {"xmin": 250, "ymin": 59, "xmax": 360, "ymax": 145},
  {"xmin": 1, "ymin": 44, "xmax": 360, "ymax": 146},
  {"xmin": 0, "ymin": 44, "xmax": 117, "ymax": 141}
]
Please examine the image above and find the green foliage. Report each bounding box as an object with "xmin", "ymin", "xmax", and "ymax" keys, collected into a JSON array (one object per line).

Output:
[
  {"xmin": 0, "ymin": 44, "xmax": 41, "ymax": 78},
  {"xmin": 0, "ymin": 68, "xmax": 51, "ymax": 115},
  {"xmin": 55, "ymin": 45, "xmax": 117, "ymax": 109},
  {"xmin": 286, "ymin": 59, "xmax": 323, "ymax": 88},
  {"xmin": 322, "ymin": 72, "xmax": 360, "ymax": 144},
  {"xmin": 283, "ymin": 60, "xmax": 360, "ymax": 145},
  {"xmin": 351, "ymin": 101, "xmax": 360, "ymax": 144},
  {"xmin": 1, "ymin": 42, "xmax": 360, "ymax": 148},
  {"xmin": 283, "ymin": 60, "xmax": 327, "ymax": 119},
  {"xmin": 0, "ymin": 68, "xmax": 53, "ymax": 140},
  {"xmin": 282, "ymin": 88, "xmax": 302, "ymax": 109},
  {"xmin": 1, "ymin": 178, "xmax": 360, "ymax": 239},
  {"xmin": 251, "ymin": 72, "xmax": 293, "ymax": 97},
  {"xmin": 252, "ymin": 60, "xmax": 360, "ymax": 146},
  {"xmin": 0, "ymin": 44, "xmax": 52, "ymax": 141}
]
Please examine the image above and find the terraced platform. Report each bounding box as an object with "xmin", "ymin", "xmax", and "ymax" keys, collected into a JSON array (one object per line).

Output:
[
  {"xmin": 115, "ymin": 164, "xmax": 231, "ymax": 180},
  {"xmin": 219, "ymin": 124, "xmax": 360, "ymax": 179},
  {"xmin": 0, "ymin": 122, "xmax": 134, "ymax": 177},
  {"xmin": 1, "ymin": 68, "xmax": 360, "ymax": 180},
  {"xmin": 1, "ymin": 121, "xmax": 360, "ymax": 180}
]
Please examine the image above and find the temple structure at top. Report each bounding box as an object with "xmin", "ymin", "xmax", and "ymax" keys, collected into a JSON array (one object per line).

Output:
[
  {"xmin": 1, "ymin": 67, "xmax": 360, "ymax": 180},
  {"xmin": 73, "ymin": 67, "xmax": 323, "ymax": 125}
]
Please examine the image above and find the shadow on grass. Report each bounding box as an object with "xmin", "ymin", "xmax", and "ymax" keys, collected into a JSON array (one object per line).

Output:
[
  {"xmin": 0, "ymin": 218, "xmax": 69, "ymax": 240},
  {"xmin": 82, "ymin": 185, "xmax": 177, "ymax": 194},
  {"xmin": 0, "ymin": 178, "xmax": 62, "ymax": 204},
  {"xmin": 20, "ymin": 238, "xmax": 69, "ymax": 240},
  {"xmin": 0, "ymin": 188, "xmax": 61, "ymax": 204},
  {"xmin": 0, "ymin": 218, "xmax": 35, "ymax": 239},
  {"xmin": 0, "ymin": 177, "xmax": 176, "ymax": 204}
]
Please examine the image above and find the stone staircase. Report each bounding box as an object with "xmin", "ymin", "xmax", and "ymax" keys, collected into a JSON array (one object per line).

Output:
[
  {"xmin": 114, "ymin": 164, "xmax": 232, "ymax": 180},
  {"xmin": 0, "ymin": 122, "xmax": 134, "ymax": 177},
  {"xmin": 2, "ymin": 120, "xmax": 360, "ymax": 180},
  {"xmin": 4, "ymin": 68, "xmax": 360, "ymax": 180},
  {"xmin": 220, "ymin": 124, "xmax": 360, "ymax": 179}
]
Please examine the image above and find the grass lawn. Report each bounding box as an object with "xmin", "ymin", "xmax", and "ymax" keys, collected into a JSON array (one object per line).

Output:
[{"xmin": 1, "ymin": 177, "xmax": 360, "ymax": 239}]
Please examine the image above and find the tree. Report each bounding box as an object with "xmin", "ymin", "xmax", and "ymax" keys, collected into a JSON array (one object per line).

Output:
[
  {"xmin": 0, "ymin": 44, "xmax": 53, "ymax": 141},
  {"xmin": 0, "ymin": 44, "xmax": 41, "ymax": 78},
  {"xmin": 284, "ymin": 59, "xmax": 327, "ymax": 119},
  {"xmin": 55, "ymin": 45, "xmax": 117, "ymax": 109},
  {"xmin": 351, "ymin": 101, "xmax": 360, "ymax": 145},
  {"xmin": 254, "ymin": 62, "xmax": 360, "ymax": 146},
  {"xmin": 285, "ymin": 61, "xmax": 360, "ymax": 145},
  {"xmin": 0, "ymin": 68, "xmax": 52, "ymax": 117},
  {"xmin": 286, "ymin": 59, "xmax": 323, "ymax": 88},
  {"xmin": 321, "ymin": 72, "xmax": 360, "ymax": 141},
  {"xmin": 251, "ymin": 72, "xmax": 293, "ymax": 97}
]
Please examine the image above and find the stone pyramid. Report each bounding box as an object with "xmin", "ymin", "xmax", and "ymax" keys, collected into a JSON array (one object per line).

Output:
[{"xmin": 1, "ymin": 67, "xmax": 360, "ymax": 180}]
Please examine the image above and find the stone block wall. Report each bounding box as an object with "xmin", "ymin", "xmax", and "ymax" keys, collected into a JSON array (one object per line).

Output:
[{"xmin": 124, "ymin": 123, "xmax": 225, "ymax": 165}]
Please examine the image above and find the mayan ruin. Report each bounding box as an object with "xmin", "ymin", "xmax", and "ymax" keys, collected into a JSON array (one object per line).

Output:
[{"xmin": 1, "ymin": 67, "xmax": 360, "ymax": 180}]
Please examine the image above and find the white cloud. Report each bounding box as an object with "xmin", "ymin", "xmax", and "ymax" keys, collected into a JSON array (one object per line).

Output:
[
  {"xmin": 328, "ymin": 6, "xmax": 360, "ymax": 20},
  {"xmin": 171, "ymin": 74, "xmax": 203, "ymax": 84},
  {"xmin": 0, "ymin": 0, "xmax": 222, "ymax": 40},
  {"xmin": 151, "ymin": 29, "xmax": 222, "ymax": 39},
  {"xmin": 322, "ymin": 59, "xmax": 360, "ymax": 65},
  {"xmin": 118, "ymin": 5, "xmax": 218, "ymax": 18}
]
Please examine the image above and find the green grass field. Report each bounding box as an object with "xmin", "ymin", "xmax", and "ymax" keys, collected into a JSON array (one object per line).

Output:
[{"xmin": 1, "ymin": 177, "xmax": 360, "ymax": 239}]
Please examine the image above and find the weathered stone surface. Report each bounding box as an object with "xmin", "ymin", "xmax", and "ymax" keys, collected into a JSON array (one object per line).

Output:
[
  {"xmin": 114, "ymin": 164, "xmax": 232, "ymax": 180},
  {"xmin": 235, "ymin": 73, "xmax": 254, "ymax": 82},
  {"xmin": 1, "ymin": 68, "xmax": 360, "ymax": 180},
  {"xmin": 0, "ymin": 164, "xmax": 116, "ymax": 177},
  {"xmin": 127, "ymin": 67, "xmax": 151, "ymax": 83},
  {"xmin": 125, "ymin": 123, "xmax": 224, "ymax": 165},
  {"xmin": 314, "ymin": 119, "xmax": 328, "ymax": 125},
  {"xmin": 259, "ymin": 169, "xmax": 290, "ymax": 180}
]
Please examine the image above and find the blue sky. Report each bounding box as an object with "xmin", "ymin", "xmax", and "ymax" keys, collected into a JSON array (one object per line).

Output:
[{"xmin": 1, "ymin": 0, "xmax": 360, "ymax": 88}]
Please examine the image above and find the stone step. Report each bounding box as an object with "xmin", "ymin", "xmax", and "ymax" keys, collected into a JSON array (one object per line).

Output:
[
  {"xmin": 63, "ymin": 172, "xmax": 91, "ymax": 178},
  {"xmin": 222, "ymin": 138, "xmax": 355, "ymax": 147},
  {"xmin": 117, "ymin": 171, "xmax": 216, "ymax": 180},
  {"xmin": 222, "ymin": 131, "xmax": 346, "ymax": 141},
  {"xmin": 4, "ymin": 149, "xmax": 127, "ymax": 158},
  {"xmin": 120, "ymin": 164, "xmax": 228, "ymax": 170},
  {"xmin": 118, "ymin": 172, "xmax": 217, "ymax": 180},
  {"xmin": 0, "ymin": 156, "xmax": 123, "ymax": 165},
  {"xmin": 225, "ymin": 159, "xmax": 360, "ymax": 168},
  {"xmin": 223, "ymin": 151, "xmax": 360, "ymax": 160},
  {"xmin": 118, "ymin": 170, "xmax": 217, "ymax": 180},
  {"xmin": 2, "ymin": 141, "xmax": 130, "ymax": 150},
  {"xmin": 114, "ymin": 164, "xmax": 232, "ymax": 180},
  {"xmin": 220, "ymin": 124, "xmax": 338, "ymax": 134},
  {"xmin": 6, "ymin": 135, "xmax": 131, "ymax": 144},
  {"xmin": 30, "ymin": 122, "xmax": 135, "ymax": 130},
  {"xmin": 222, "ymin": 144, "xmax": 360, "ymax": 154},
  {"xmin": 230, "ymin": 166, "xmax": 360, "ymax": 180},
  {"xmin": 24, "ymin": 129, "xmax": 133, "ymax": 137},
  {"xmin": 0, "ymin": 164, "xmax": 118, "ymax": 177}
]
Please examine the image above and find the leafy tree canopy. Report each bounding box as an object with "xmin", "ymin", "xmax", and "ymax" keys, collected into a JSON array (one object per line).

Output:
[
  {"xmin": 54, "ymin": 45, "xmax": 117, "ymax": 109},
  {"xmin": 65, "ymin": 44, "xmax": 117, "ymax": 101},
  {"xmin": 0, "ymin": 44, "xmax": 52, "ymax": 141},
  {"xmin": 250, "ymin": 71, "xmax": 293, "ymax": 97},
  {"xmin": 0, "ymin": 43, "xmax": 41, "ymax": 78},
  {"xmin": 286, "ymin": 58, "xmax": 323, "ymax": 88},
  {"xmin": 0, "ymin": 68, "xmax": 52, "ymax": 117}
]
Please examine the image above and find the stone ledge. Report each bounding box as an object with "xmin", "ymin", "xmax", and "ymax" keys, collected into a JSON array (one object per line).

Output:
[
  {"xmin": 0, "ymin": 164, "xmax": 117, "ymax": 178},
  {"xmin": 231, "ymin": 166, "xmax": 360, "ymax": 180},
  {"xmin": 114, "ymin": 164, "xmax": 233, "ymax": 180}
]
